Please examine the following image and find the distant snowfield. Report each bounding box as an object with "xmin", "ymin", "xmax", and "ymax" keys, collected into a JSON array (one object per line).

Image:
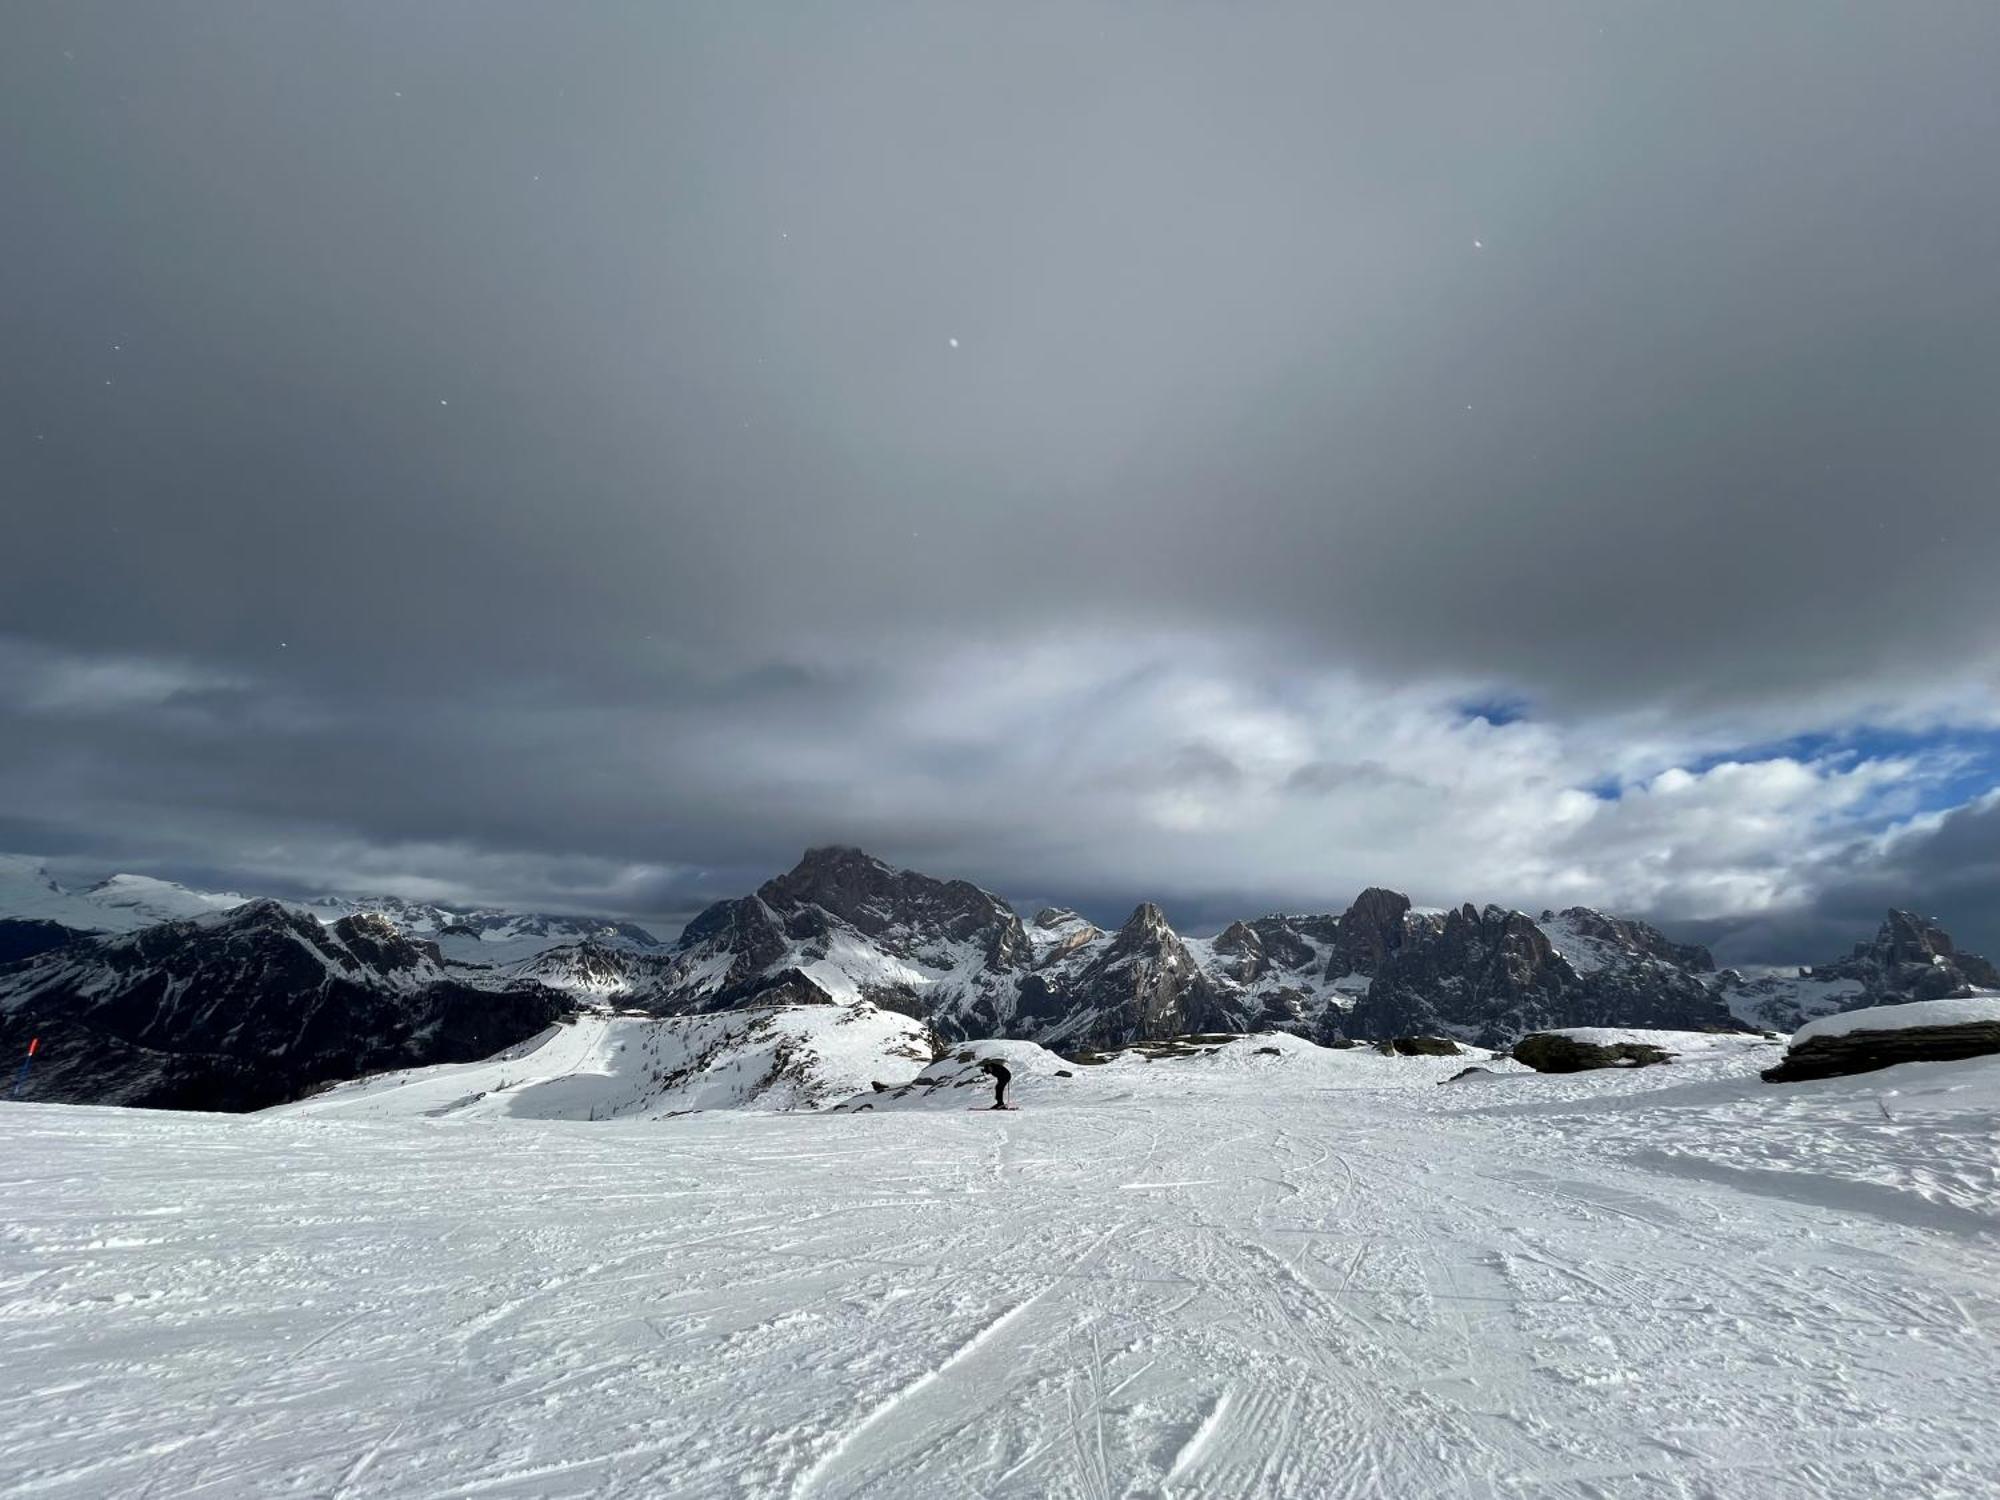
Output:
[{"xmin": 5, "ymin": 1035, "xmax": 2000, "ymax": 1497}]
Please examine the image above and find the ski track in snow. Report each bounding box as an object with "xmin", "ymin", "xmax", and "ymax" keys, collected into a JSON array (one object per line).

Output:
[{"xmin": 3, "ymin": 1047, "xmax": 2000, "ymax": 1497}]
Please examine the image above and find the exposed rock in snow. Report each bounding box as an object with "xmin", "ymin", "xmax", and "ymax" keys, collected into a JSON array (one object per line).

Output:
[
  {"xmin": 1764, "ymin": 995, "xmax": 2000, "ymax": 1083},
  {"xmin": 1514, "ymin": 1032, "xmax": 1674, "ymax": 1073}
]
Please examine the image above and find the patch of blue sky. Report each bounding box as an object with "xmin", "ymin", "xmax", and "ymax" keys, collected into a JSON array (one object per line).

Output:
[
  {"xmin": 1454, "ymin": 696, "xmax": 1530, "ymax": 728},
  {"xmin": 1580, "ymin": 726, "xmax": 2000, "ymax": 814},
  {"xmin": 1684, "ymin": 726, "xmax": 2000, "ymax": 808}
]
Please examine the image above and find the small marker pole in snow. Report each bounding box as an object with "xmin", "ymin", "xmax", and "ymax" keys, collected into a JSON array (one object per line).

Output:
[{"xmin": 10, "ymin": 1038, "xmax": 38, "ymax": 1100}]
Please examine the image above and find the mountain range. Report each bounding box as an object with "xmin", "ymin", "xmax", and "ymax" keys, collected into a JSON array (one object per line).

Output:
[{"xmin": 2, "ymin": 845, "xmax": 1994, "ymax": 1110}]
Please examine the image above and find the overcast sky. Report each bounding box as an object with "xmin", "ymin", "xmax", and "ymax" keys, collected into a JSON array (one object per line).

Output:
[{"xmin": 5, "ymin": 2, "xmax": 1999, "ymax": 959}]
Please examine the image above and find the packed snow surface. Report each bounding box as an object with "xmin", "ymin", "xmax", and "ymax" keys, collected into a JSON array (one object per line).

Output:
[
  {"xmin": 1793, "ymin": 993, "xmax": 2000, "ymax": 1043},
  {"xmin": 5, "ymin": 1034, "xmax": 2000, "ymax": 1497}
]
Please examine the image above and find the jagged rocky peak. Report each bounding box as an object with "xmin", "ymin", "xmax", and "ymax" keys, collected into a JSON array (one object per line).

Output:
[
  {"xmin": 1871, "ymin": 910, "xmax": 1997, "ymax": 981},
  {"xmin": 1210, "ymin": 919, "xmax": 1265, "ymax": 980},
  {"xmin": 1027, "ymin": 899, "xmax": 1230, "ymax": 1047},
  {"xmin": 755, "ymin": 846, "xmax": 1029, "ymax": 966},
  {"xmin": 1326, "ymin": 886, "xmax": 1418, "ymax": 978},
  {"xmin": 1446, "ymin": 902, "xmax": 1565, "ymax": 982},
  {"xmin": 1814, "ymin": 909, "xmax": 2000, "ymax": 998},
  {"xmin": 1101, "ymin": 903, "xmax": 1187, "ymax": 967}
]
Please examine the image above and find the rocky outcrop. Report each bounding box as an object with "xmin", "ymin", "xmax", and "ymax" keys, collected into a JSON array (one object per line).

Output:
[
  {"xmin": 1513, "ymin": 1033, "xmax": 1673, "ymax": 1072},
  {"xmin": 1387, "ymin": 1035, "xmax": 1461, "ymax": 1056},
  {"xmin": 1763, "ymin": 1022, "xmax": 2000, "ymax": 1083},
  {"xmin": 0, "ymin": 901, "xmax": 570, "ymax": 1111},
  {"xmin": 1762, "ymin": 997, "xmax": 2000, "ymax": 1083}
]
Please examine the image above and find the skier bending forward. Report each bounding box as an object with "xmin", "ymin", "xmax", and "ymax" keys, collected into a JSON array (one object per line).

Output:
[{"xmin": 978, "ymin": 1058, "xmax": 1012, "ymax": 1110}]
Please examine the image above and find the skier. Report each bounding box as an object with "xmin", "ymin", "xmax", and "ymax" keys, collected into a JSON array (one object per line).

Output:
[{"xmin": 977, "ymin": 1057, "xmax": 1012, "ymax": 1110}]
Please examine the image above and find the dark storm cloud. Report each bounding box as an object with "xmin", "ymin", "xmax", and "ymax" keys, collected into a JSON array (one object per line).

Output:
[{"xmin": 4, "ymin": 3, "xmax": 1999, "ymax": 941}]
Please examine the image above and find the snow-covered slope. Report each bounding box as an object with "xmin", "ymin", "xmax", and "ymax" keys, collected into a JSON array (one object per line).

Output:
[
  {"xmin": 278, "ymin": 1001, "xmax": 934, "ymax": 1120},
  {"xmin": 839, "ymin": 1029, "xmax": 1520, "ymax": 1113},
  {"xmin": 6, "ymin": 1042, "xmax": 1998, "ymax": 1496}
]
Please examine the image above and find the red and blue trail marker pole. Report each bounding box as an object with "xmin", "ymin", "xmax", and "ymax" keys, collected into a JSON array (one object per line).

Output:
[{"xmin": 10, "ymin": 1037, "xmax": 37, "ymax": 1099}]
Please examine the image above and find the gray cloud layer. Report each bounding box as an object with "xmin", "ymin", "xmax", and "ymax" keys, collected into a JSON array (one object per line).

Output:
[{"xmin": 5, "ymin": 5, "xmax": 1999, "ymax": 956}]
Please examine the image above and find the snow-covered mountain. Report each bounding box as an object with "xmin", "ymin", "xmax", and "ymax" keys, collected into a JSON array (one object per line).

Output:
[
  {"xmin": 0, "ymin": 855, "xmax": 663, "ymax": 968},
  {"xmin": 0, "ymin": 902, "xmax": 570, "ymax": 1110},
  {"xmin": 9, "ymin": 844, "xmax": 1996, "ymax": 1105},
  {"xmin": 566, "ymin": 847, "xmax": 1999, "ymax": 1052},
  {"xmin": 0, "ymin": 855, "xmax": 249, "ymax": 956},
  {"xmin": 272, "ymin": 1001, "xmax": 934, "ymax": 1120}
]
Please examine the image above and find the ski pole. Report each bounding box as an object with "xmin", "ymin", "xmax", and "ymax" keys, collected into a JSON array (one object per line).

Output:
[{"xmin": 10, "ymin": 1038, "xmax": 37, "ymax": 1099}]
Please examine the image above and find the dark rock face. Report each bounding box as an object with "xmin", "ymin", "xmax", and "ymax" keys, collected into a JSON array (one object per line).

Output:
[
  {"xmin": 1035, "ymin": 904, "xmax": 1234, "ymax": 1048},
  {"xmin": 0, "ymin": 902, "xmax": 570, "ymax": 1111},
  {"xmin": 1327, "ymin": 888, "xmax": 1423, "ymax": 978},
  {"xmin": 1809, "ymin": 911, "xmax": 2000, "ymax": 1001},
  {"xmin": 1347, "ymin": 904, "xmax": 1575, "ymax": 1045},
  {"xmin": 1762, "ymin": 1021, "xmax": 2000, "ymax": 1083},
  {"xmin": 507, "ymin": 940, "xmax": 676, "ymax": 997},
  {"xmin": 0, "ymin": 919, "xmax": 89, "ymax": 965},
  {"xmin": 1513, "ymin": 1033, "xmax": 1673, "ymax": 1072},
  {"xmin": 1345, "ymin": 902, "xmax": 1737, "ymax": 1047}
]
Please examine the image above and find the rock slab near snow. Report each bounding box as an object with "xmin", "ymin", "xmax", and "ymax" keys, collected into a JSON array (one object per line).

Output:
[{"xmin": 1764, "ymin": 996, "xmax": 2000, "ymax": 1083}]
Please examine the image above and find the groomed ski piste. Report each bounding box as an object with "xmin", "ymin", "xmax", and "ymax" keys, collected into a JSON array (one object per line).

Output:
[{"xmin": 4, "ymin": 1012, "xmax": 1999, "ymax": 1497}]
